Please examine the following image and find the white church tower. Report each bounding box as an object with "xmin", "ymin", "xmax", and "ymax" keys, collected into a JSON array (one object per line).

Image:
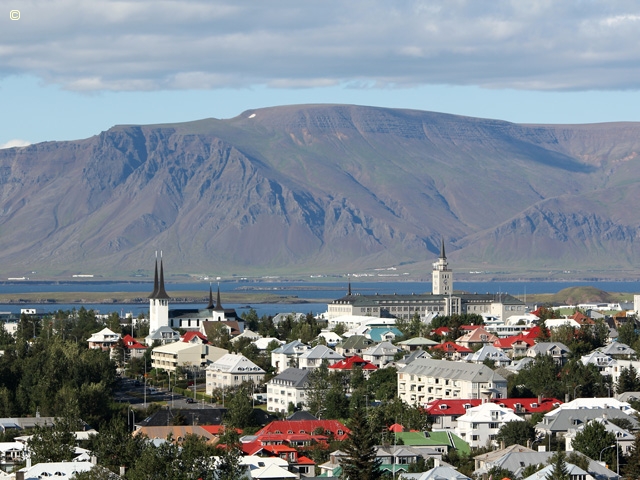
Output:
[
  {"xmin": 432, "ymin": 239, "xmax": 453, "ymax": 295},
  {"xmin": 148, "ymin": 253, "xmax": 170, "ymax": 334}
]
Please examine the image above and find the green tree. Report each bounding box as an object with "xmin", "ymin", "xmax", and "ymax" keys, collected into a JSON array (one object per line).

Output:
[
  {"xmin": 623, "ymin": 431, "xmax": 640, "ymax": 479},
  {"xmin": 617, "ymin": 321, "xmax": 638, "ymax": 348},
  {"xmin": 306, "ymin": 362, "xmax": 331, "ymax": 416},
  {"xmin": 545, "ymin": 451, "xmax": 570, "ymax": 480},
  {"xmin": 224, "ymin": 384, "xmax": 255, "ymax": 429},
  {"xmin": 496, "ymin": 420, "xmax": 536, "ymax": 447},
  {"xmin": 28, "ymin": 412, "xmax": 82, "ymax": 463},
  {"xmin": 617, "ymin": 365, "xmax": 640, "ymax": 394},
  {"xmin": 512, "ymin": 355, "xmax": 563, "ymax": 398},
  {"xmin": 340, "ymin": 407, "xmax": 382, "ymax": 480},
  {"xmin": 571, "ymin": 420, "xmax": 616, "ymax": 469},
  {"xmin": 215, "ymin": 426, "xmax": 247, "ymax": 480}
]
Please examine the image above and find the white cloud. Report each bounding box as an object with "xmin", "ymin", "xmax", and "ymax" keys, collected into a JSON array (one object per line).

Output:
[
  {"xmin": 2, "ymin": 0, "xmax": 640, "ymax": 92},
  {"xmin": 0, "ymin": 139, "xmax": 31, "ymax": 149}
]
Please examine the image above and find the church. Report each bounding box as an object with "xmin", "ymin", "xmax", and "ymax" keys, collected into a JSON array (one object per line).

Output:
[
  {"xmin": 146, "ymin": 255, "xmax": 240, "ymax": 339},
  {"xmin": 326, "ymin": 240, "xmax": 525, "ymax": 323}
]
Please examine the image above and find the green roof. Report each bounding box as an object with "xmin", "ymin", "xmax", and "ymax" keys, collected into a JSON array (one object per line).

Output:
[{"xmin": 394, "ymin": 431, "xmax": 470, "ymax": 455}]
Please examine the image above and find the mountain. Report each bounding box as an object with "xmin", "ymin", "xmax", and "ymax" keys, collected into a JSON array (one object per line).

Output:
[{"xmin": 2, "ymin": 104, "xmax": 640, "ymax": 279}]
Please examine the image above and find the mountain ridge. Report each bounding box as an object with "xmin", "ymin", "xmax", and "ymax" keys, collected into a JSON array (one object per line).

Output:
[{"xmin": 2, "ymin": 104, "xmax": 640, "ymax": 279}]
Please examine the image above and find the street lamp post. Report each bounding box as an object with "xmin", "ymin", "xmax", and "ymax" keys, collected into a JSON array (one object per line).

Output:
[
  {"xmin": 600, "ymin": 444, "xmax": 616, "ymax": 464},
  {"xmin": 574, "ymin": 384, "xmax": 582, "ymax": 401}
]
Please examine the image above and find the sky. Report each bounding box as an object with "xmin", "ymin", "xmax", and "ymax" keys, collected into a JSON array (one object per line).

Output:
[{"xmin": 3, "ymin": 0, "xmax": 640, "ymax": 148}]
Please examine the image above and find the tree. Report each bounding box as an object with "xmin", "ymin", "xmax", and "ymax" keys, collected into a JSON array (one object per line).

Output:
[
  {"xmin": 340, "ymin": 407, "xmax": 382, "ymax": 480},
  {"xmin": 496, "ymin": 420, "xmax": 535, "ymax": 447},
  {"xmin": 617, "ymin": 365, "xmax": 640, "ymax": 394},
  {"xmin": 215, "ymin": 426, "xmax": 247, "ymax": 480},
  {"xmin": 224, "ymin": 384, "xmax": 255, "ymax": 429},
  {"xmin": 545, "ymin": 451, "xmax": 570, "ymax": 480},
  {"xmin": 28, "ymin": 411, "xmax": 82, "ymax": 463},
  {"xmin": 618, "ymin": 321, "xmax": 638, "ymax": 348},
  {"xmin": 623, "ymin": 432, "xmax": 640, "ymax": 479},
  {"xmin": 571, "ymin": 420, "xmax": 616, "ymax": 469}
]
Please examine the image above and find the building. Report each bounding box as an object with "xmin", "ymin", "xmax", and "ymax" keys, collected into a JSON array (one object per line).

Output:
[
  {"xmin": 267, "ymin": 368, "xmax": 310, "ymax": 413},
  {"xmin": 298, "ymin": 345, "xmax": 344, "ymax": 370},
  {"xmin": 397, "ymin": 358, "xmax": 507, "ymax": 405},
  {"xmin": 205, "ymin": 353, "xmax": 266, "ymax": 391},
  {"xmin": 271, "ymin": 340, "xmax": 312, "ymax": 373},
  {"xmin": 455, "ymin": 402, "xmax": 525, "ymax": 448},
  {"xmin": 361, "ymin": 341, "xmax": 401, "ymax": 368},
  {"xmin": 326, "ymin": 243, "xmax": 525, "ymax": 320},
  {"xmin": 151, "ymin": 341, "xmax": 227, "ymax": 372},
  {"xmin": 87, "ymin": 327, "xmax": 120, "ymax": 350},
  {"xmin": 148, "ymin": 255, "xmax": 170, "ymax": 335}
]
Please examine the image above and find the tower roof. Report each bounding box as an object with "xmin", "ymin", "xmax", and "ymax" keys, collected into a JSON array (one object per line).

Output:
[
  {"xmin": 440, "ymin": 238, "xmax": 446, "ymax": 259},
  {"xmin": 214, "ymin": 284, "xmax": 224, "ymax": 311},
  {"xmin": 206, "ymin": 284, "xmax": 215, "ymax": 309},
  {"xmin": 148, "ymin": 257, "xmax": 170, "ymax": 300}
]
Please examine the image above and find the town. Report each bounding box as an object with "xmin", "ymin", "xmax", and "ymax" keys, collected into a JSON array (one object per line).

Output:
[{"xmin": 0, "ymin": 246, "xmax": 638, "ymax": 480}]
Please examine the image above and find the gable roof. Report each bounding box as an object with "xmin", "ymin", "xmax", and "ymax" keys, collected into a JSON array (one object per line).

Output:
[
  {"xmin": 328, "ymin": 355, "xmax": 378, "ymax": 371},
  {"xmin": 430, "ymin": 341, "xmax": 473, "ymax": 354},
  {"xmin": 122, "ymin": 334, "xmax": 146, "ymax": 350},
  {"xmin": 268, "ymin": 368, "xmax": 310, "ymax": 388},
  {"xmin": 256, "ymin": 420, "xmax": 350, "ymax": 441},
  {"xmin": 399, "ymin": 358, "xmax": 506, "ymax": 384}
]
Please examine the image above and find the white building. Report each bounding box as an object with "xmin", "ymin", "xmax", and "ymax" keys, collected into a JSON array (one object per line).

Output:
[
  {"xmin": 87, "ymin": 327, "xmax": 120, "ymax": 351},
  {"xmin": 148, "ymin": 256, "xmax": 170, "ymax": 335},
  {"xmin": 271, "ymin": 340, "xmax": 312, "ymax": 373},
  {"xmin": 151, "ymin": 341, "xmax": 227, "ymax": 372},
  {"xmin": 397, "ymin": 358, "xmax": 507, "ymax": 405},
  {"xmin": 298, "ymin": 345, "xmax": 344, "ymax": 370},
  {"xmin": 205, "ymin": 353, "xmax": 266, "ymax": 391},
  {"xmin": 361, "ymin": 341, "xmax": 401, "ymax": 368},
  {"xmin": 266, "ymin": 368, "xmax": 310, "ymax": 413},
  {"xmin": 456, "ymin": 402, "xmax": 524, "ymax": 448}
]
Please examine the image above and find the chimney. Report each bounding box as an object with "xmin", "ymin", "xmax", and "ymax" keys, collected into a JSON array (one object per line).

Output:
[
  {"xmin": 433, "ymin": 458, "xmax": 440, "ymax": 468},
  {"xmin": 538, "ymin": 393, "xmax": 543, "ymax": 405},
  {"xmin": 120, "ymin": 466, "xmax": 126, "ymax": 476},
  {"xmin": 91, "ymin": 455, "xmax": 97, "ymax": 465}
]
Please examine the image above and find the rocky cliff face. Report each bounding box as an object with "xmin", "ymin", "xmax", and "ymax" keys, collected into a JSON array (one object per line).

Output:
[{"xmin": 2, "ymin": 104, "xmax": 640, "ymax": 278}]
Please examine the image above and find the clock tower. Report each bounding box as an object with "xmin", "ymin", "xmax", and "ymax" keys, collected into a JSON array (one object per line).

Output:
[{"xmin": 432, "ymin": 239, "xmax": 452, "ymax": 295}]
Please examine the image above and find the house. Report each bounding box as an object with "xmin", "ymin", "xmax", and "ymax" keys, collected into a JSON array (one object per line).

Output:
[
  {"xmin": 181, "ymin": 331, "xmax": 208, "ymax": 344},
  {"xmin": 87, "ymin": 327, "xmax": 120, "ymax": 350},
  {"xmin": 400, "ymin": 464, "xmax": 472, "ymax": 480},
  {"xmin": 455, "ymin": 327, "xmax": 498, "ymax": 350},
  {"xmin": 121, "ymin": 334, "xmax": 147, "ymax": 359},
  {"xmin": 600, "ymin": 341, "xmax": 636, "ymax": 359},
  {"xmin": 394, "ymin": 430, "xmax": 470, "ymax": 456},
  {"xmin": 232, "ymin": 329, "xmax": 262, "ymax": 344},
  {"xmin": 426, "ymin": 398, "xmax": 561, "ymax": 430},
  {"xmin": 298, "ymin": 345, "xmax": 344, "ymax": 370},
  {"xmin": 317, "ymin": 330, "xmax": 342, "ymax": 347},
  {"xmin": 397, "ymin": 337, "xmax": 439, "ymax": 352},
  {"xmin": 463, "ymin": 345, "xmax": 511, "ymax": 367},
  {"xmin": 206, "ymin": 354, "xmax": 266, "ymax": 391},
  {"xmin": 18, "ymin": 462, "xmax": 94, "ymax": 480},
  {"xmin": 522, "ymin": 463, "xmax": 594, "ymax": 480},
  {"xmin": 493, "ymin": 334, "xmax": 535, "ymax": 358},
  {"xmin": 365, "ymin": 327, "xmax": 403, "ymax": 343},
  {"xmin": 334, "ymin": 335, "xmax": 374, "ymax": 357},
  {"xmin": 398, "ymin": 358, "xmax": 508, "ymax": 405},
  {"xmin": 240, "ymin": 456, "xmax": 296, "ymax": 479},
  {"xmin": 361, "ymin": 341, "xmax": 401, "ymax": 368},
  {"xmin": 455, "ymin": 402, "xmax": 524, "ymax": 448},
  {"xmin": 565, "ymin": 417, "xmax": 635, "ymax": 455},
  {"xmin": 429, "ymin": 342, "xmax": 473, "ymax": 360},
  {"xmin": 267, "ymin": 368, "xmax": 311, "ymax": 413},
  {"xmin": 256, "ymin": 419, "xmax": 350, "ymax": 441},
  {"xmin": 328, "ymin": 355, "xmax": 378, "ymax": 378},
  {"xmin": 536, "ymin": 408, "xmax": 639, "ymax": 438},
  {"xmin": 526, "ymin": 342, "xmax": 571, "ymax": 365},
  {"xmin": 375, "ymin": 445, "xmax": 432, "ymax": 477},
  {"xmin": 151, "ymin": 341, "xmax": 228, "ymax": 372},
  {"xmin": 271, "ymin": 340, "xmax": 311, "ymax": 374},
  {"xmin": 145, "ymin": 326, "xmax": 181, "ymax": 346}
]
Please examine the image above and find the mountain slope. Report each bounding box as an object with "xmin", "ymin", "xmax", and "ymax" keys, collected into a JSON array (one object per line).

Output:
[{"xmin": 1, "ymin": 104, "xmax": 640, "ymax": 278}]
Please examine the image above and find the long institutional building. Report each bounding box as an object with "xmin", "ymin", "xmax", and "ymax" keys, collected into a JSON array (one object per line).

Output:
[{"xmin": 327, "ymin": 241, "xmax": 526, "ymax": 322}]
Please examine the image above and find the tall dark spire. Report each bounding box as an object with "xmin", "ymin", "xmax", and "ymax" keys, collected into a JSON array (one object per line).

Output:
[
  {"xmin": 148, "ymin": 257, "xmax": 159, "ymax": 299},
  {"xmin": 214, "ymin": 283, "xmax": 224, "ymax": 311},
  {"xmin": 206, "ymin": 283, "xmax": 215, "ymax": 309},
  {"xmin": 348, "ymin": 275, "xmax": 352, "ymax": 296},
  {"xmin": 439, "ymin": 238, "xmax": 446, "ymax": 259},
  {"xmin": 156, "ymin": 258, "xmax": 170, "ymax": 299}
]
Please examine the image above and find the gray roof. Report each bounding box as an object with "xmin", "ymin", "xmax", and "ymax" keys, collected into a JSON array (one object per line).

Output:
[
  {"xmin": 336, "ymin": 334, "xmax": 374, "ymax": 350},
  {"xmin": 400, "ymin": 465, "xmax": 471, "ymax": 480},
  {"xmin": 528, "ymin": 342, "xmax": 571, "ymax": 355},
  {"xmin": 399, "ymin": 358, "xmax": 506, "ymax": 384},
  {"xmin": 299, "ymin": 344, "xmax": 343, "ymax": 360},
  {"xmin": 537, "ymin": 408, "xmax": 640, "ymax": 433},
  {"xmin": 332, "ymin": 292, "xmax": 524, "ymax": 307},
  {"xmin": 600, "ymin": 341, "xmax": 636, "ymax": 357},
  {"xmin": 268, "ymin": 368, "xmax": 310, "ymax": 388},
  {"xmin": 272, "ymin": 339, "xmax": 309, "ymax": 355},
  {"xmin": 475, "ymin": 450, "xmax": 618, "ymax": 480}
]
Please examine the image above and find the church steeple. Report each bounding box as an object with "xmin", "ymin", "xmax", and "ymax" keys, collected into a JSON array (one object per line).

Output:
[
  {"xmin": 214, "ymin": 283, "xmax": 224, "ymax": 311},
  {"xmin": 206, "ymin": 283, "xmax": 215, "ymax": 309},
  {"xmin": 348, "ymin": 275, "xmax": 352, "ymax": 296},
  {"xmin": 148, "ymin": 257, "xmax": 159, "ymax": 299},
  {"xmin": 156, "ymin": 257, "xmax": 170, "ymax": 300},
  {"xmin": 439, "ymin": 238, "xmax": 446, "ymax": 259},
  {"xmin": 432, "ymin": 239, "xmax": 452, "ymax": 296}
]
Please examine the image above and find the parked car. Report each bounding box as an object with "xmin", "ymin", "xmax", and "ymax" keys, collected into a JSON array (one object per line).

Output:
[{"xmin": 186, "ymin": 397, "xmax": 195, "ymax": 404}]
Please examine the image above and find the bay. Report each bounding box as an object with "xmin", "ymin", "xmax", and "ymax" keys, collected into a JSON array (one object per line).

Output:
[{"xmin": 0, "ymin": 280, "xmax": 637, "ymax": 318}]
